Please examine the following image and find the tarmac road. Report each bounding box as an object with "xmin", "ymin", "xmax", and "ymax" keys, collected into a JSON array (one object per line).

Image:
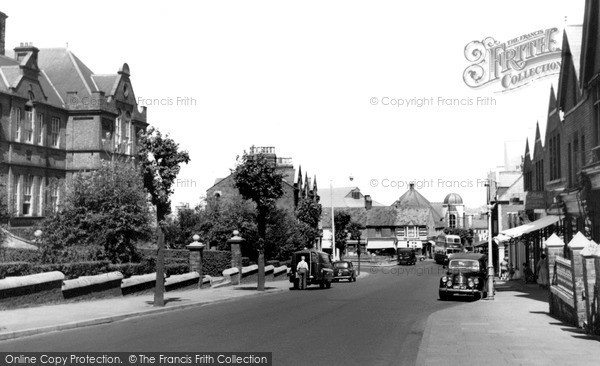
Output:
[{"xmin": 0, "ymin": 261, "xmax": 462, "ymax": 366}]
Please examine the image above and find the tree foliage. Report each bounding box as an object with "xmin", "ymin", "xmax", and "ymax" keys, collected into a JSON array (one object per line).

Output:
[
  {"xmin": 232, "ymin": 149, "xmax": 284, "ymax": 241},
  {"xmin": 40, "ymin": 160, "xmax": 152, "ymax": 263},
  {"xmin": 334, "ymin": 211, "xmax": 352, "ymax": 254},
  {"xmin": 137, "ymin": 127, "xmax": 190, "ymax": 223}
]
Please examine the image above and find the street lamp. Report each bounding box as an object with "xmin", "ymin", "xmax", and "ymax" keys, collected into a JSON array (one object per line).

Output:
[
  {"xmin": 330, "ymin": 179, "xmax": 336, "ymax": 261},
  {"xmin": 485, "ymin": 178, "xmax": 497, "ymax": 300}
]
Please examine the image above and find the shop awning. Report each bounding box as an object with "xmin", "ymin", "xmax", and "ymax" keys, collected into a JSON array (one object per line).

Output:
[
  {"xmin": 499, "ymin": 215, "xmax": 560, "ymax": 239},
  {"xmin": 493, "ymin": 234, "xmax": 512, "ymax": 244},
  {"xmin": 366, "ymin": 239, "xmax": 397, "ymax": 250}
]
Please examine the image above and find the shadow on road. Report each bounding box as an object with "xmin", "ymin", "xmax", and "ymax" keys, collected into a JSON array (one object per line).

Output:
[
  {"xmin": 145, "ymin": 297, "xmax": 184, "ymax": 306},
  {"xmin": 234, "ymin": 286, "xmax": 277, "ymax": 291}
]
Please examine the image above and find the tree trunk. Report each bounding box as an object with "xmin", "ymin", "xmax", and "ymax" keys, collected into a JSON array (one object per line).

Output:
[
  {"xmin": 154, "ymin": 208, "xmax": 166, "ymax": 307},
  {"xmin": 257, "ymin": 250, "xmax": 265, "ymax": 291},
  {"xmin": 257, "ymin": 207, "xmax": 268, "ymax": 292},
  {"xmin": 154, "ymin": 226, "xmax": 165, "ymax": 306}
]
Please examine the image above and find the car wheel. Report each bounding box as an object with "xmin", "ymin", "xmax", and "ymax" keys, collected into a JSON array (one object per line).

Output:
[
  {"xmin": 439, "ymin": 291, "xmax": 450, "ymax": 301},
  {"xmin": 293, "ymin": 279, "xmax": 299, "ymax": 290},
  {"xmin": 326, "ymin": 281, "xmax": 332, "ymax": 289}
]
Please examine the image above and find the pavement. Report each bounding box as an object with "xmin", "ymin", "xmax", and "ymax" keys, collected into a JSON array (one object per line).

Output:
[
  {"xmin": 416, "ymin": 278, "xmax": 600, "ymax": 366},
  {"xmin": 0, "ymin": 280, "xmax": 291, "ymax": 341}
]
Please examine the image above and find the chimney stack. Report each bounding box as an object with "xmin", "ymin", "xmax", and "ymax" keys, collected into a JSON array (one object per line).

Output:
[
  {"xmin": 364, "ymin": 195, "xmax": 372, "ymax": 210},
  {"xmin": 0, "ymin": 12, "xmax": 7, "ymax": 56}
]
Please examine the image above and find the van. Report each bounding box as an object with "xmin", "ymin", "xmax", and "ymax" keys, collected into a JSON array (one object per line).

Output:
[{"xmin": 288, "ymin": 249, "xmax": 334, "ymax": 289}]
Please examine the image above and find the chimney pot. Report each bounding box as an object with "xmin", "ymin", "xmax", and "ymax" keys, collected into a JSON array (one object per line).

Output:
[{"xmin": 0, "ymin": 12, "xmax": 7, "ymax": 56}]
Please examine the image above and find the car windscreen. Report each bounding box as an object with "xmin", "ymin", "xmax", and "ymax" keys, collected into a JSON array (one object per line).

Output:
[
  {"xmin": 334, "ymin": 262, "xmax": 349, "ymax": 268},
  {"xmin": 448, "ymin": 259, "xmax": 479, "ymax": 271}
]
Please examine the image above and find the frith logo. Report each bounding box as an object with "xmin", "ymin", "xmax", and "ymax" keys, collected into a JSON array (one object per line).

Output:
[{"xmin": 463, "ymin": 28, "xmax": 562, "ymax": 92}]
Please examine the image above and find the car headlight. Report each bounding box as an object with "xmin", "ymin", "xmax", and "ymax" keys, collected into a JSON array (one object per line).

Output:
[
  {"xmin": 468, "ymin": 280, "xmax": 474, "ymax": 288},
  {"xmin": 446, "ymin": 280, "xmax": 452, "ymax": 287},
  {"xmin": 442, "ymin": 276, "xmax": 448, "ymax": 282},
  {"xmin": 474, "ymin": 278, "xmax": 479, "ymax": 285}
]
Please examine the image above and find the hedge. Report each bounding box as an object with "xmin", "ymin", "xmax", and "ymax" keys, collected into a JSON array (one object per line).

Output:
[
  {"xmin": 266, "ymin": 260, "xmax": 280, "ymax": 267},
  {"xmin": 0, "ymin": 248, "xmax": 42, "ymax": 262},
  {"xmin": 0, "ymin": 261, "xmax": 111, "ymax": 280},
  {"xmin": 137, "ymin": 248, "xmax": 188, "ymax": 262}
]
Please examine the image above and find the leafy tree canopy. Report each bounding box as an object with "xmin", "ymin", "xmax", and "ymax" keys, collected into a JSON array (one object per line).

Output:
[
  {"xmin": 40, "ymin": 160, "xmax": 152, "ymax": 263},
  {"xmin": 137, "ymin": 127, "xmax": 190, "ymax": 222}
]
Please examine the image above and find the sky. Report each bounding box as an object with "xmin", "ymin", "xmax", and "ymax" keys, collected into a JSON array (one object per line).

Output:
[{"xmin": 1, "ymin": 0, "xmax": 586, "ymax": 209}]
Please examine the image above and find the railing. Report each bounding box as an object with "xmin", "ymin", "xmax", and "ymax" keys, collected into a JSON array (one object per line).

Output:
[{"xmin": 554, "ymin": 256, "xmax": 574, "ymax": 295}]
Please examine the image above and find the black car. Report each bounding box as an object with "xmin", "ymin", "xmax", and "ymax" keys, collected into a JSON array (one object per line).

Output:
[
  {"xmin": 397, "ymin": 248, "xmax": 416, "ymax": 265},
  {"xmin": 439, "ymin": 253, "xmax": 488, "ymax": 300},
  {"xmin": 333, "ymin": 261, "xmax": 356, "ymax": 282}
]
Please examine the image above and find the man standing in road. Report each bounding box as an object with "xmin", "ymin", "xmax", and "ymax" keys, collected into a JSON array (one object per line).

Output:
[{"xmin": 297, "ymin": 256, "xmax": 309, "ymax": 290}]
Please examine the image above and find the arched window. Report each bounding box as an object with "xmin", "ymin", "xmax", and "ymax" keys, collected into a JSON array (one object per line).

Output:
[
  {"xmin": 115, "ymin": 109, "xmax": 122, "ymax": 151},
  {"xmin": 449, "ymin": 214, "xmax": 456, "ymax": 229}
]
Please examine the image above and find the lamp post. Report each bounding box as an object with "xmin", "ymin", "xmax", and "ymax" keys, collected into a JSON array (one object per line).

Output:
[
  {"xmin": 357, "ymin": 236, "xmax": 361, "ymax": 276},
  {"xmin": 485, "ymin": 178, "xmax": 496, "ymax": 300},
  {"xmin": 330, "ymin": 179, "xmax": 336, "ymax": 261}
]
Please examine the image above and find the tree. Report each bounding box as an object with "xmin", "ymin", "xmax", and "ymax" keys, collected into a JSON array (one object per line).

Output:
[
  {"xmin": 334, "ymin": 211, "xmax": 352, "ymax": 259},
  {"xmin": 198, "ymin": 195, "xmax": 258, "ymax": 252},
  {"xmin": 40, "ymin": 160, "xmax": 152, "ymax": 263},
  {"xmin": 232, "ymin": 149, "xmax": 284, "ymax": 291},
  {"xmin": 137, "ymin": 127, "xmax": 190, "ymax": 306},
  {"xmin": 138, "ymin": 127, "xmax": 191, "ymax": 223},
  {"xmin": 295, "ymin": 197, "xmax": 322, "ymax": 248}
]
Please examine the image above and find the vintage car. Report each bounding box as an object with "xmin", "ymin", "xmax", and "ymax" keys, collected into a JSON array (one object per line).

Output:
[
  {"xmin": 397, "ymin": 248, "xmax": 416, "ymax": 265},
  {"xmin": 438, "ymin": 253, "xmax": 488, "ymax": 300},
  {"xmin": 333, "ymin": 260, "xmax": 356, "ymax": 282},
  {"xmin": 288, "ymin": 249, "xmax": 334, "ymax": 289}
]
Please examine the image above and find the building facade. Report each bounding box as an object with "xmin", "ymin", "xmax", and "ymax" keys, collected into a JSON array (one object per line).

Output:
[
  {"xmin": 206, "ymin": 146, "xmax": 318, "ymax": 213},
  {"xmin": 0, "ymin": 12, "xmax": 147, "ymax": 231}
]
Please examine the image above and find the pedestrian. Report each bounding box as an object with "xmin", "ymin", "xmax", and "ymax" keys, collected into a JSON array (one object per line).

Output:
[
  {"xmin": 296, "ymin": 256, "xmax": 309, "ymax": 290},
  {"xmin": 500, "ymin": 257, "xmax": 508, "ymax": 280},
  {"xmin": 508, "ymin": 263, "xmax": 515, "ymax": 280},
  {"xmin": 536, "ymin": 254, "xmax": 549, "ymax": 289},
  {"xmin": 523, "ymin": 262, "xmax": 534, "ymax": 284}
]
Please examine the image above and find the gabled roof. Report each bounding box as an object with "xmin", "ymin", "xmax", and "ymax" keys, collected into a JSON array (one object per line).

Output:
[
  {"xmin": 0, "ymin": 53, "xmax": 64, "ymax": 107},
  {"xmin": 498, "ymin": 174, "xmax": 524, "ymax": 202},
  {"xmin": 37, "ymin": 48, "xmax": 97, "ymax": 100},
  {"xmin": 557, "ymin": 28, "xmax": 582, "ymax": 112},
  {"xmin": 533, "ymin": 121, "xmax": 544, "ymax": 161},
  {"xmin": 91, "ymin": 74, "xmax": 119, "ymax": 95},
  {"xmin": 545, "ymin": 86, "xmax": 563, "ymax": 141},
  {"xmin": 321, "ymin": 207, "xmax": 369, "ymax": 229},
  {"xmin": 580, "ymin": 0, "xmax": 600, "ymax": 87},
  {"xmin": 319, "ymin": 187, "xmax": 385, "ymax": 208}
]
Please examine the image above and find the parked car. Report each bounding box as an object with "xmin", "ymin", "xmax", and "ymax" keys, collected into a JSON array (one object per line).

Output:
[
  {"xmin": 439, "ymin": 253, "xmax": 488, "ymax": 300},
  {"xmin": 397, "ymin": 248, "xmax": 416, "ymax": 265},
  {"xmin": 333, "ymin": 261, "xmax": 356, "ymax": 282},
  {"xmin": 288, "ymin": 249, "xmax": 334, "ymax": 289}
]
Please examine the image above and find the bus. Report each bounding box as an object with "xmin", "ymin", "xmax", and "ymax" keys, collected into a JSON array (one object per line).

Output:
[{"xmin": 434, "ymin": 234, "xmax": 463, "ymax": 264}]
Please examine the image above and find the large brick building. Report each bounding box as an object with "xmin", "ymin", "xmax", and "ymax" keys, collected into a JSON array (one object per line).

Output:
[
  {"xmin": 206, "ymin": 146, "xmax": 318, "ymax": 212},
  {"xmin": 0, "ymin": 11, "xmax": 147, "ymax": 229},
  {"xmin": 519, "ymin": 0, "xmax": 600, "ymax": 263}
]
